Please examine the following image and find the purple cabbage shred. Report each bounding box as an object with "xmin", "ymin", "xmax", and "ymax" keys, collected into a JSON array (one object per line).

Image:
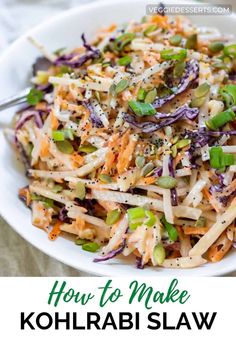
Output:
[
  {"xmin": 83, "ymin": 101, "xmax": 104, "ymax": 127},
  {"xmin": 93, "ymin": 239, "xmax": 126, "ymax": 263},
  {"xmin": 136, "ymin": 256, "xmax": 144, "ymax": 269},
  {"xmin": 55, "ymin": 34, "xmax": 100, "ymax": 68},
  {"xmin": 168, "ymin": 156, "xmax": 178, "ymax": 206},
  {"xmin": 153, "ymin": 59, "xmax": 199, "ymax": 108},
  {"xmin": 15, "ymin": 110, "xmax": 43, "ymax": 131},
  {"xmin": 124, "ymin": 104, "xmax": 199, "ymax": 133}
]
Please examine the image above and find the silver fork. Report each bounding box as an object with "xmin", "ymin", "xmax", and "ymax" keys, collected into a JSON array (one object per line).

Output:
[{"xmin": 0, "ymin": 87, "xmax": 31, "ymax": 111}]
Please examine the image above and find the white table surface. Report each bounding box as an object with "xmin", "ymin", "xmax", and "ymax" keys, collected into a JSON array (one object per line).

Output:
[{"xmin": 0, "ymin": 0, "xmax": 235, "ymax": 276}]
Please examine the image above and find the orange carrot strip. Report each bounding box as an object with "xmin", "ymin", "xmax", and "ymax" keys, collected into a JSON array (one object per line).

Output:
[
  {"xmin": 208, "ymin": 233, "xmax": 232, "ymax": 262},
  {"xmin": 202, "ymin": 187, "xmax": 221, "ymax": 213},
  {"xmin": 183, "ymin": 226, "xmax": 209, "ymax": 235},
  {"xmin": 48, "ymin": 220, "xmax": 62, "ymax": 241}
]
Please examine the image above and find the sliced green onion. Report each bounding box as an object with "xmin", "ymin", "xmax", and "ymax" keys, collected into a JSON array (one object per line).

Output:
[
  {"xmin": 137, "ymin": 88, "xmax": 146, "ymax": 101},
  {"xmin": 208, "ymin": 41, "xmax": 224, "ymax": 53},
  {"xmin": 153, "ymin": 243, "xmax": 166, "ymax": 265},
  {"xmin": 128, "ymin": 100, "xmax": 156, "ymax": 116},
  {"xmin": 114, "ymin": 32, "xmax": 135, "ymax": 51},
  {"xmin": 78, "ymin": 144, "xmax": 97, "ymax": 153},
  {"xmin": 141, "ymin": 162, "xmax": 155, "ymax": 176},
  {"xmin": 135, "ymin": 155, "xmax": 145, "ymax": 168},
  {"xmin": 99, "ymin": 174, "xmax": 112, "ymax": 183},
  {"xmin": 206, "ymin": 108, "xmax": 235, "ymax": 130},
  {"xmin": 220, "ymin": 84, "xmax": 236, "ymax": 108},
  {"xmin": 75, "ymin": 239, "xmax": 88, "ymax": 246},
  {"xmin": 222, "ymin": 153, "xmax": 235, "ymax": 166},
  {"xmin": 144, "ymin": 88, "xmax": 157, "ymax": 104},
  {"xmin": 82, "ymin": 242, "xmax": 100, "ymax": 253},
  {"xmin": 209, "ymin": 146, "xmax": 222, "ymax": 169},
  {"xmin": 75, "ymin": 181, "xmax": 86, "ymax": 200},
  {"xmin": 144, "ymin": 210, "xmax": 156, "ymax": 227},
  {"xmin": 223, "ymin": 44, "xmax": 236, "ymax": 58},
  {"xmin": 106, "ymin": 209, "xmax": 121, "ymax": 225},
  {"xmin": 27, "ymin": 88, "xmax": 44, "ymax": 106},
  {"xmin": 173, "ymin": 61, "xmax": 185, "ymax": 78},
  {"xmin": 209, "ymin": 146, "xmax": 235, "ymax": 169},
  {"xmin": 115, "ymin": 79, "xmax": 129, "ymax": 94},
  {"xmin": 127, "ymin": 207, "xmax": 146, "ymax": 220},
  {"xmin": 144, "ymin": 24, "xmax": 157, "ymax": 36},
  {"xmin": 156, "ymin": 176, "xmax": 177, "ymax": 189},
  {"xmin": 185, "ymin": 34, "xmax": 198, "ymax": 50},
  {"xmin": 160, "ymin": 49, "xmax": 187, "ymax": 61},
  {"xmin": 118, "ymin": 55, "xmax": 132, "ymax": 66},
  {"xmin": 194, "ymin": 83, "xmax": 210, "ymax": 98},
  {"xmin": 169, "ymin": 34, "xmax": 182, "ymax": 46},
  {"xmin": 56, "ymin": 140, "xmax": 74, "ymax": 154},
  {"xmin": 175, "ymin": 139, "xmax": 191, "ymax": 149},
  {"xmin": 52, "ymin": 184, "xmax": 63, "ymax": 193},
  {"xmin": 52, "ymin": 129, "xmax": 74, "ymax": 142},
  {"xmin": 161, "ymin": 215, "xmax": 178, "ymax": 241},
  {"xmin": 128, "ymin": 207, "xmax": 156, "ymax": 230}
]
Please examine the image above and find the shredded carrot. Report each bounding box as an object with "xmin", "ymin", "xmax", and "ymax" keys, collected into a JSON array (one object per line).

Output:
[
  {"xmin": 138, "ymin": 176, "xmax": 157, "ymax": 185},
  {"xmin": 48, "ymin": 220, "xmax": 62, "ymax": 241},
  {"xmin": 75, "ymin": 217, "xmax": 86, "ymax": 231},
  {"xmin": 173, "ymin": 152, "xmax": 183, "ymax": 169},
  {"xmin": 102, "ymin": 133, "xmax": 119, "ymax": 174},
  {"xmin": 208, "ymin": 232, "xmax": 232, "ymax": 262},
  {"xmin": 202, "ymin": 187, "xmax": 221, "ymax": 213},
  {"xmin": 117, "ymin": 133, "xmax": 137, "ymax": 174},
  {"xmin": 35, "ymin": 102, "xmax": 48, "ymax": 111},
  {"xmin": 183, "ymin": 226, "xmax": 209, "ymax": 235},
  {"xmin": 50, "ymin": 111, "xmax": 59, "ymax": 130},
  {"xmin": 150, "ymin": 15, "xmax": 169, "ymax": 28},
  {"xmin": 71, "ymin": 153, "xmax": 84, "ymax": 167},
  {"xmin": 40, "ymin": 137, "xmax": 50, "ymax": 158}
]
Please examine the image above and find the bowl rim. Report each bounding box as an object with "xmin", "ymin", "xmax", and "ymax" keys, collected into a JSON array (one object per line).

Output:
[{"xmin": 0, "ymin": 0, "xmax": 236, "ymax": 277}]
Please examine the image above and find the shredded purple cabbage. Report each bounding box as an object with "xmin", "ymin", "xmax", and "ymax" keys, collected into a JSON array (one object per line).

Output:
[
  {"xmin": 209, "ymin": 174, "xmax": 225, "ymax": 194},
  {"xmin": 58, "ymin": 206, "xmax": 70, "ymax": 222},
  {"xmin": 93, "ymin": 239, "xmax": 126, "ymax": 263},
  {"xmin": 136, "ymin": 256, "xmax": 144, "ymax": 269},
  {"xmin": 168, "ymin": 156, "xmax": 178, "ymax": 206},
  {"xmin": 153, "ymin": 167, "xmax": 163, "ymax": 177},
  {"xmin": 55, "ymin": 34, "xmax": 100, "ymax": 68},
  {"xmin": 219, "ymin": 190, "xmax": 236, "ymax": 207},
  {"xmin": 36, "ymin": 83, "xmax": 53, "ymax": 94},
  {"xmin": 15, "ymin": 110, "xmax": 43, "ymax": 131},
  {"xmin": 124, "ymin": 104, "xmax": 199, "ymax": 133},
  {"xmin": 33, "ymin": 57, "xmax": 51, "ymax": 76},
  {"xmin": 153, "ymin": 59, "xmax": 199, "ymax": 108},
  {"xmin": 83, "ymin": 101, "xmax": 104, "ymax": 127}
]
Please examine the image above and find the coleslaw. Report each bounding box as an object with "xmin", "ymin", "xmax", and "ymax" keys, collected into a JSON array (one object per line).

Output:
[{"xmin": 8, "ymin": 9, "xmax": 236, "ymax": 269}]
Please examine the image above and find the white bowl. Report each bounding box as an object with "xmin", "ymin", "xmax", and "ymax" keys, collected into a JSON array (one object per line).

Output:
[{"xmin": 0, "ymin": 0, "xmax": 235, "ymax": 276}]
